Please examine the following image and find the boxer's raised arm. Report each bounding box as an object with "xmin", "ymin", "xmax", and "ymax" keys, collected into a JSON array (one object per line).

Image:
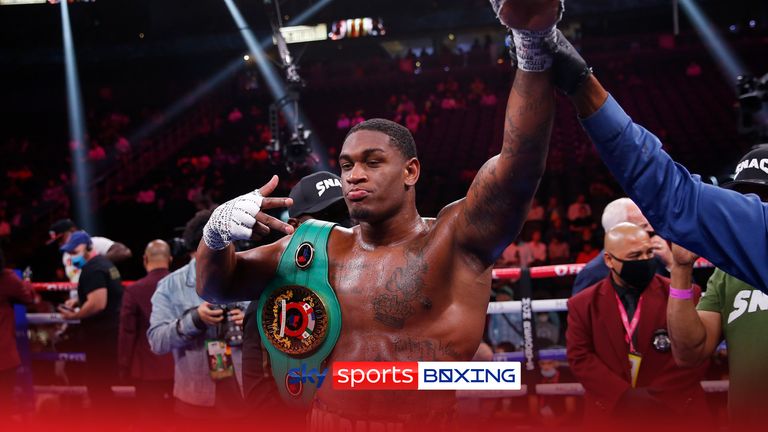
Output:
[
  {"xmin": 455, "ymin": 1, "xmax": 559, "ymax": 265},
  {"xmin": 196, "ymin": 236, "xmax": 289, "ymax": 303},
  {"xmin": 195, "ymin": 176, "xmax": 294, "ymax": 302},
  {"xmin": 457, "ymin": 70, "xmax": 554, "ymax": 265}
]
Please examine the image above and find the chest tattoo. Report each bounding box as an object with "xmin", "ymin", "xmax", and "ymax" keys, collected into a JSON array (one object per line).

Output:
[{"xmin": 372, "ymin": 249, "xmax": 430, "ymax": 329}]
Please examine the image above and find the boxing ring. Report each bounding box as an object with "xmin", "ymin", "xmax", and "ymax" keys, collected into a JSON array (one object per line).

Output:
[{"xmin": 19, "ymin": 259, "xmax": 726, "ymax": 401}]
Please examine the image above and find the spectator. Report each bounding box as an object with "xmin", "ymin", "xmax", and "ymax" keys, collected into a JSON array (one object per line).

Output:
[
  {"xmin": 547, "ymin": 234, "xmax": 570, "ymax": 264},
  {"xmin": 569, "ymin": 205, "xmax": 595, "ymax": 235},
  {"xmin": 136, "ymin": 187, "xmax": 156, "ymax": 205},
  {"xmin": 48, "ymin": 219, "xmax": 132, "ymax": 283},
  {"xmin": 115, "ymin": 136, "xmax": 131, "ymax": 156},
  {"xmin": 405, "ymin": 110, "xmax": 421, "ymax": 134},
  {"xmin": 336, "ymin": 113, "xmax": 351, "ymax": 130},
  {"xmin": 535, "ymin": 312, "xmax": 559, "ymax": 346},
  {"xmin": 487, "ymin": 285, "xmax": 523, "ymax": 351},
  {"xmin": 566, "ymin": 223, "xmax": 710, "ymax": 427},
  {"xmin": 57, "ymin": 231, "xmax": 124, "ymax": 414},
  {"xmin": 479, "ymin": 90, "xmax": 498, "ymax": 107},
  {"xmin": 572, "ymin": 198, "xmax": 671, "ymax": 295},
  {"xmin": 148, "ymin": 211, "xmax": 248, "ymax": 424},
  {"xmin": 227, "ymin": 107, "xmax": 243, "ymax": 123},
  {"xmin": 350, "ymin": 110, "xmax": 365, "ymax": 126},
  {"xmin": 519, "ymin": 229, "xmax": 547, "ymax": 267},
  {"xmin": 575, "ymin": 242, "xmax": 599, "ymax": 264},
  {"xmin": 441, "ymin": 93, "xmax": 458, "ymax": 110},
  {"xmin": 87, "ymin": 141, "xmax": 107, "ymax": 162},
  {"xmin": 567, "ymin": 194, "xmax": 592, "ymax": 222},
  {"xmin": 686, "ymin": 62, "xmax": 702, "ymax": 77},
  {"xmin": 498, "ymin": 241, "xmax": 520, "ymax": 267},
  {"xmin": 544, "ymin": 214, "xmax": 569, "ymax": 244},
  {"xmin": 526, "ymin": 198, "xmax": 545, "ymax": 223},
  {"xmin": 0, "ymin": 247, "xmax": 37, "ymax": 419},
  {"xmin": 118, "ymin": 240, "xmax": 175, "ymax": 419},
  {"xmin": 546, "ymin": 196, "xmax": 565, "ymax": 223}
]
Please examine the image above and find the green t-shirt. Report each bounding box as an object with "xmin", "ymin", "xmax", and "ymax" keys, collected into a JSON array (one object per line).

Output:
[{"xmin": 697, "ymin": 268, "xmax": 768, "ymax": 422}]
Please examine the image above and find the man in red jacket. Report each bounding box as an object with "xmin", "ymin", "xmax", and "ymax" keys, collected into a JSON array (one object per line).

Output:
[
  {"xmin": 566, "ymin": 223, "xmax": 711, "ymax": 427},
  {"xmin": 0, "ymin": 247, "xmax": 37, "ymax": 419},
  {"xmin": 118, "ymin": 240, "xmax": 174, "ymax": 416}
]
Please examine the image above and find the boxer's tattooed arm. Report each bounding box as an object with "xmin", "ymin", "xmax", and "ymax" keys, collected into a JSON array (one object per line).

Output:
[{"xmin": 459, "ymin": 71, "xmax": 554, "ymax": 266}]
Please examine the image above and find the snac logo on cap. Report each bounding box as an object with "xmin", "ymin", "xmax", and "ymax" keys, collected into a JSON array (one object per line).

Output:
[
  {"xmin": 735, "ymin": 158, "xmax": 768, "ymax": 177},
  {"xmin": 315, "ymin": 178, "xmax": 342, "ymax": 197}
]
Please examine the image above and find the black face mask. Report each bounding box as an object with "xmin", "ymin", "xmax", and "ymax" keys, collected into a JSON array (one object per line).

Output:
[{"xmin": 609, "ymin": 254, "xmax": 657, "ymax": 291}]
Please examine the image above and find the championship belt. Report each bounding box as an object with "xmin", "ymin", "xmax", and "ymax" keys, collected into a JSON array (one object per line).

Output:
[{"xmin": 257, "ymin": 220, "xmax": 341, "ymax": 407}]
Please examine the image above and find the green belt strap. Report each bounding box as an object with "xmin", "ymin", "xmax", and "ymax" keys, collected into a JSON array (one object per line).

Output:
[{"xmin": 256, "ymin": 219, "xmax": 341, "ymax": 407}]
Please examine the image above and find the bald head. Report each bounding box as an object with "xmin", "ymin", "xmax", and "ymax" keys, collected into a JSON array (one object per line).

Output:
[
  {"xmin": 601, "ymin": 198, "xmax": 651, "ymax": 232},
  {"xmin": 143, "ymin": 239, "xmax": 171, "ymax": 271},
  {"xmin": 604, "ymin": 223, "xmax": 651, "ymax": 258}
]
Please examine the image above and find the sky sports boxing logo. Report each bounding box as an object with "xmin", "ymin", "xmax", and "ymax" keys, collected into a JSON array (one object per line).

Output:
[{"xmin": 288, "ymin": 361, "xmax": 521, "ymax": 391}]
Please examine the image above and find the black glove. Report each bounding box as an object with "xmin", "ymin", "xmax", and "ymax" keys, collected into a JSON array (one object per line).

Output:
[{"xmin": 544, "ymin": 29, "xmax": 592, "ymax": 95}]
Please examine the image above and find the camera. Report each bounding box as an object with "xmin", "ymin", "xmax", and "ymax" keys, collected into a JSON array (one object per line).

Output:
[
  {"xmin": 211, "ymin": 304, "xmax": 244, "ymax": 346},
  {"xmin": 737, "ymin": 73, "xmax": 768, "ymax": 140}
]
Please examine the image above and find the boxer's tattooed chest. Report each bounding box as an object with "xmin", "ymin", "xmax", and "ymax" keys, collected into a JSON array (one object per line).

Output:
[
  {"xmin": 392, "ymin": 336, "xmax": 461, "ymax": 361},
  {"xmin": 371, "ymin": 249, "xmax": 431, "ymax": 329}
]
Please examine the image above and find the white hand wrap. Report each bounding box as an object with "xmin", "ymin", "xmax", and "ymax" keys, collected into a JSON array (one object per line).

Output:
[
  {"xmin": 203, "ymin": 190, "xmax": 264, "ymax": 250},
  {"xmin": 511, "ymin": 27, "xmax": 557, "ymax": 72}
]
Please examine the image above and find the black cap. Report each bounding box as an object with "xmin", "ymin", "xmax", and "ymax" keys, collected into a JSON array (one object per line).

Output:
[
  {"xmin": 723, "ymin": 145, "xmax": 768, "ymax": 192},
  {"xmin": 288, "ymin": 171, "xmax": 345, "ymax": 218},
  {"xmin": 47, "ymin": 219, "xmax": 76, "ymax": 245}
]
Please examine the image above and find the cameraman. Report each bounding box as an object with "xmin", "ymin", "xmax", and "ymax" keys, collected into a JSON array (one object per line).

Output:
[{"xmin": 148, "ymin": 210, "xmax": 248, "ymax": 425}]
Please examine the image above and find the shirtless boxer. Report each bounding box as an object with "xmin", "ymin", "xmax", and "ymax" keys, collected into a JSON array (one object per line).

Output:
[{"xmin": 196, "ymin": 1, "xmax": 560, "ymax": 427}]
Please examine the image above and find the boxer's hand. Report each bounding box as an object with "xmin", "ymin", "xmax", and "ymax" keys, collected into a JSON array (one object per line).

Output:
[
  {"xmin": 491, "ymin": 0, "xmax": 564, "ymax": 72},
  {"xmin": 202, "ymin": 175, "xmax": 294, "ymax": 250},
  {"xmin": 543, "ymin": 29, "xmax": 592, "ymax": 94},
  {"xmin": 490, "ymin": 0, "xmax": 563, "ymax": 31},
  {"xmin": 671, "ymin": 243, "xmax": 699, "ymax": 268}
]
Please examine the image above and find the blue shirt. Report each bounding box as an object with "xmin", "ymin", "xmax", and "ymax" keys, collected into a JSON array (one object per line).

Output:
[
  {"xmin": 581, "ymin": 95, "xmax": 768, "ymax": 293},
  {"xmin": 147, "ymin": 259, "xmax": 248, "ymax": 407}
]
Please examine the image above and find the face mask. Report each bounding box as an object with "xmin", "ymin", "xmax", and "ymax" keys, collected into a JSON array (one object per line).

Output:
[
  {"xmin": 71, "ymin": 254, "xmax": 87, "ymax": 269},
  {"xmin": 610, "ymin": 255, "xmax": 657, "ymax": 290},
  {"xmin": 541, "ymin": 368, "xmax": 557, "ymax": 379}
]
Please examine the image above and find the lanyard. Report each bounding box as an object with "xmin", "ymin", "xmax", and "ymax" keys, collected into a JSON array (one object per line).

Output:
[{"xmin": 615, "ymin": 292, "xmax": 644, "ymax": 353}]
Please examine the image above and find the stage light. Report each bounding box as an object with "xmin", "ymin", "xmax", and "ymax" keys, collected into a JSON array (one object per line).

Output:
[
  {"xmin": 679, "ymin": 0, "xmax": 748, "ymax": 84},
  {"xmin": 243, "ymin": 54, "xmax": 250, "ymax": 61},
  {"xmin": 59, "ymin": 0, "xmax": 93, "ymax": 232}
]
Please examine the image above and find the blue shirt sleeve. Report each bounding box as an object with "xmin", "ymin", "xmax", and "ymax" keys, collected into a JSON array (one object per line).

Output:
[{"xmin": 581, "ymin": 94, "xmax": 768, "ymax": 293}]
